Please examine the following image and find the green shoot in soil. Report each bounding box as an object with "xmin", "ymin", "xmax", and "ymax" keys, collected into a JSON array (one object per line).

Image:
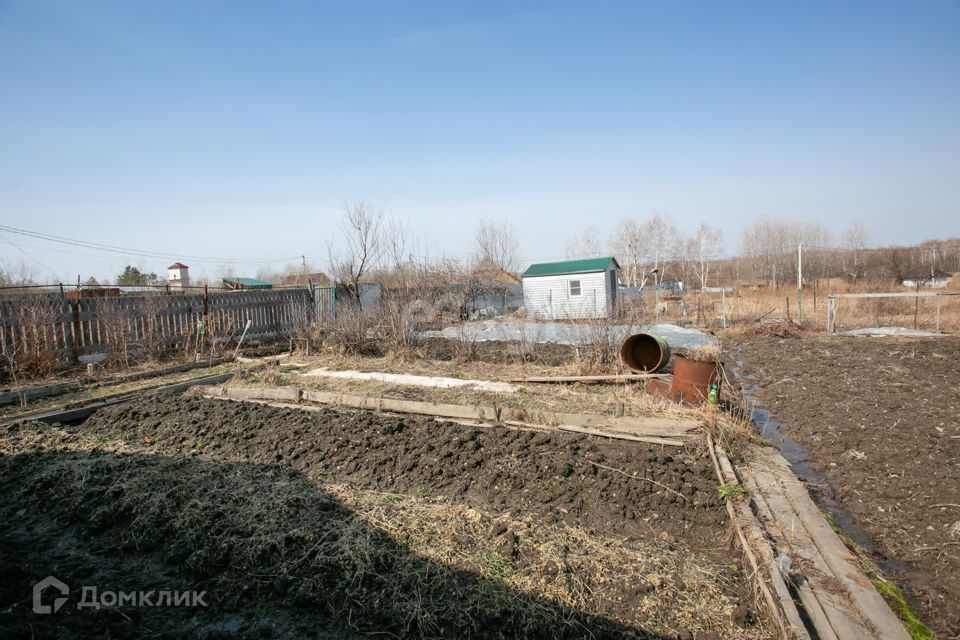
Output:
[{"xmin": 717, "ymin": 483, "xmax": 746, "ymax": 500}]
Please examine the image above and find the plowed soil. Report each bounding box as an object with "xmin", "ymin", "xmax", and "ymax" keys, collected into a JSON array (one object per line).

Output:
[
  {"xmin": 734, "ymin": 335, "xmax": 960, "ymax": 638},
  {"xmin": 83, "ymin": 396, "xmax": 724, "ymax": 541},
  {"xmin": 0, "ymin": 394, "xmax": 763, "ymax": 640}
]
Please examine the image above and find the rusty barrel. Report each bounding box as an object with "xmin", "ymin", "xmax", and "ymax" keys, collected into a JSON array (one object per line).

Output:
[
  {"xmin": 621, "ymin": 333, "xmax": 671, "ymax": 373},
  {"xmin": 672, "ymin": 354, "xmax": 721, "ymax": 406}
]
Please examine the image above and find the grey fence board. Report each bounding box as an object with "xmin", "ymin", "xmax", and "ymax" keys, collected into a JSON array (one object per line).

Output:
[{"xmin": 0, "ymin": 288, "xmax": 315, "ymax": 362}]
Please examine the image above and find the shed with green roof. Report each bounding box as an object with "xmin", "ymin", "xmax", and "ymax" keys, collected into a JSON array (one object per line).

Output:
[
  {"xmin": 222, "ymin": 277, "xmax": 273, "ymax": 290},
  {"xmin": 521, "ymin": 256, "xmax": 619, "ymax": 319}
]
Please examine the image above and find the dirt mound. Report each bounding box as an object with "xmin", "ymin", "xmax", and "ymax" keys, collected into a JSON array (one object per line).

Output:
[
  {"xmin": 741, "ymin": 321, "xmax": 803, "ymax": 339},
  {"xmin": 74, "ymin": 395, "xmax": 725, "ymax": 544}
]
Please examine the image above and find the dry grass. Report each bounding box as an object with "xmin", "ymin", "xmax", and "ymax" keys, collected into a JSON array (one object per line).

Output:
[
  {"xmin": 657, "ymin": 277, "xmax": 960, "ymax": 333},
  {"xmin": 238, "ymin": 366, "xmax": 702, "ymax": 421},
  {"xmin": 298, "ymin": 349, "xmax": 590, "ymax": 379},
  {"xmin": 0, "ymin": 361, "xmax": 237, "ymax": 421},
  {"xmin": 233, "ymin": 362, "xmax": 756, "ymax": 448},
  {"xmin": 685, "ymin": 343, "xmax": 723, "ymax": 362}
]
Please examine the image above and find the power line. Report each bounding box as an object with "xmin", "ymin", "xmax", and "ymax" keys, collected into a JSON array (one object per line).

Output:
[
  {"xmin": 0, "ymin": 224, "xmax": 304, "ymax": 265},
  {"xmin": 0, "ymin": 232, "xmax": 62, "ymax": 280}
]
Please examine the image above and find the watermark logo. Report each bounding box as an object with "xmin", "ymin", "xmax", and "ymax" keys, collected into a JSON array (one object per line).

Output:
[
  {"xmin": 33, "ymin": 576, "xmax": 69, "ymax": 614},
  {"xmin": 30, "ymin": 576, "xmax": 206, "ymax": 614}
]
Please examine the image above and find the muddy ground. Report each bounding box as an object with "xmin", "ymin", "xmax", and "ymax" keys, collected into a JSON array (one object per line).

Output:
[
  {"xmin": 734, "ymin": 334, "xmax": 960, "ymax": 638},
  {"xmin": 81, "ymin": 396, "xmax": 726, "ymax": 542},
  {"xmin": 0, "ymin": 395, "xmax": 764, "ymax": 640}
]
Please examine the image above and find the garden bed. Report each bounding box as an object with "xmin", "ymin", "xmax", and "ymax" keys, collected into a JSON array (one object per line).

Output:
[{"xmin": 0, "ymin": 394, "xmax": 768, "ymax": 639}]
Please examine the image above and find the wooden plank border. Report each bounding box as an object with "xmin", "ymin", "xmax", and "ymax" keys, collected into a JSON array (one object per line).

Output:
[{"xmin": 197, "ymin": 384, "xmax": 695, "ymax": 444}]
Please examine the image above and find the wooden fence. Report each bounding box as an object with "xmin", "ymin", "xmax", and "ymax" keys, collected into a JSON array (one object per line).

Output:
[
  {"xmin": 826, "ymin": 290, "xmax": 960, "ymax": 333},
  {"xmin": 0, "ymin": 288, "xmax": 324, "ymax": 363}
]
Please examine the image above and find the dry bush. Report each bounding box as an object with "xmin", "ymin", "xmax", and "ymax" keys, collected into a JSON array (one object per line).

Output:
[
  {"xmin": 380, "ymin": 296, "xmax": 431, "ymax": 358},
  {"xmin": 327, "ymin": 304, "xmax": 378, "ymax": 355},
  {"xmin": 450, "ymin": 321, "xmax": 480, "ymax": 362},
  {"xmin": 97, "ymin": 298, "xmax": 138, "ymax": 370},
  {"xmin": 513, "ymin": 321, "xmax": 534, "ymax": 365},
  {"xmin": 287, "ymin": 295, "xmax": 323, "ymax": 356},
  {"xmin": 2, "ymin": 295, "xmax": 63, "ymax": 381},
  {"xmin": 136, "ymin": 294, "xmax": 171, "ymax": 361},
  {"xmin": 562, "ymin": 316, "xmax": 637, "ymax": 375}
]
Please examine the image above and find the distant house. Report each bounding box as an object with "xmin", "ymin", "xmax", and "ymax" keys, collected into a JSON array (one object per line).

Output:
[
  {"xmin": 168, "ymin": 262, "xmax": 190, "ymax": 290},
  {"xmin": 471, "ymin": 259, "xmax": 522, "ymax": 286},
  {"xmin": 222, "ymin": 277, "xmax": 273, "ymax": 290},
  {"xmin": 276, "ymin": 272, "xmax": 331, "ymax": 288},
  {"xmin": 901, "ymin": 276, "xmax": 950, "ymax": 289},
  {"xmin": 521, "ymin": 256, "xmax": 620, "ymax": 319}
]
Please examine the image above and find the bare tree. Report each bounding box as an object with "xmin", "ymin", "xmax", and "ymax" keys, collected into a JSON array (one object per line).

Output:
[
  {"xmin": 610, "ymin": 220, "xmax": 643, "ymax": 287},
  {"xmin": 740, "ymin": 217, "xmax": 783, "ymax": 286},
  {"xmin": 740, "ymin": 217, "xmax": 832, "ymax": 287},
  {"xmin": 565, "ymin": 226, "xmax": 603, "ymax": 259},
  {"xmin": 842, "ymin": 221, "xmax": 868, "ymax": 281},
  {"xmin": 328, "ymin": 201, "xmax": 384, "ymax": 306},
  {"xmin": 472, "ymin": 219, "xmax": 519, "ymax": 274},
  {"xmin": 686, "ymin": 223, "xmax": 723, "ymax": 290},
  {"xmin": 217, "ymin": 262, "xmax": 237, "ymax": 281},
  {"xmin": 609, "ymin": 212, "xmax": 678, "ymax": 289},
  {"xmin": 0, "ymin": 259, "xmax": 39, "ymax": 286}
]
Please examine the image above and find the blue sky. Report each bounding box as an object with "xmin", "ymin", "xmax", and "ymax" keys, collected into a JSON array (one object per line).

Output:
[{"xmin": 1, "ymin": 0, "xmax": 958, "ymax": 282}]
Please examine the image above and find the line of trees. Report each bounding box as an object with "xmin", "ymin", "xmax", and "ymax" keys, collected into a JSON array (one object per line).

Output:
[
  {"xmin": 3, "ymin": 210, "xmax": 957, "ymax": 293},
  {"xmin": 564, "ymin": 213, "xmax": 960, "ymax": 289},
  {"xmin": 565, "ymin": 212, "xmax": 725, "ymax": 290}
]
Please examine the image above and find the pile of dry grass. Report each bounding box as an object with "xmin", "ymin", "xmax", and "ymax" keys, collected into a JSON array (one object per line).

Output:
[
  {"xmin": 684, "ymin": 343, "xmax": 723, "ymax": 362},
  {"xmin": 739, "ymin": 321, "xmax": 803, "ymax": 339}
]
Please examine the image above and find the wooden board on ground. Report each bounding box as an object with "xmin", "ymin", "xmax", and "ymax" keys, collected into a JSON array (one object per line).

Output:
[
  {"xmin": 498, "ymin": 406, "xmax": 697, "ymax": 437},
  {"xmin": 743, "ymin": 455, "xmax": 865, "ymax": 639},
  {"xmin": 706, "ymin": 436, "xmax": 809, "ymax": 640},
  {"xmin": 1, "ymin": 371, "xmax": 236, "ymax": 428},
  {"xmin": 198, "ymin": 385, "xmax": 695, "ymax": 444},
  {"xmin": 741, "ymin": 446, "xmax": 911, "ymax": 640},
  {"xmin": 0, "ymin": 357, "xmax": 231, "ymax": 408},
  {"xmin": 303, "ymin": 389, "xmax": 500, "ymax": 423},
  {"xmin": 507, "ymin": 374, "xmax": 670, "ymax": 384}
]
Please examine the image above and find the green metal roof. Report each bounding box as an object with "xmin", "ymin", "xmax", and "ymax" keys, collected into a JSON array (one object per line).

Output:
[
  {"xmin": 522, "ymin": 256, "xmax": 619, "ymax": 278},
  {"xmin": 222, "ymin": 277, "xmax": 273, "ymax": 289}
]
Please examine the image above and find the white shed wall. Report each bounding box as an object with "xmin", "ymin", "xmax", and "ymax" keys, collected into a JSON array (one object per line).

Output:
[{"xmin": 522, "ymin": 271, "xmax": 611, "ymax": 319}]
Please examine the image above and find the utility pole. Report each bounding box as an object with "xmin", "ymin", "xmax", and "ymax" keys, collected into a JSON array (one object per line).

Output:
[
  {"xmin": 652, "ymin": 268, "xmax": 661, "ymax": 325},
  {"xmin": 797, "ymin": 242, "xmax": 803, "ymax": 324}
]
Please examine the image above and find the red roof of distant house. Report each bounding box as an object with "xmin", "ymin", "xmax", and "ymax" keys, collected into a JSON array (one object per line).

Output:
[{"xmin": 168, "ymin": 262, "xmax": 189, "ymax": 269}]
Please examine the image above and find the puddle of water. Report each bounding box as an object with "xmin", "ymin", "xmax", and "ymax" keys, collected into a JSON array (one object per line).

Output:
[{"xmin": 728, "ymin": 350, "xmax": 911, "ymax": 580}]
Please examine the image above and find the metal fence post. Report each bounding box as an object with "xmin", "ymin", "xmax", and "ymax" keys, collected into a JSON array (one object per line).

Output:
[{"xmin": 721, "ymin": 288, "xmax": 727, "ymax": 329}]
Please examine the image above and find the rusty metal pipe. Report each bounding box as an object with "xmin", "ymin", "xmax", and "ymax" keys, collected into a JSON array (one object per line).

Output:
[{"xmin": 621, "ymin": 333, "xmax": 671, "ymax": 373}]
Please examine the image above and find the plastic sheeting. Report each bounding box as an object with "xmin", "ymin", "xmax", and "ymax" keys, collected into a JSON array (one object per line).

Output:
[
  {"xmin": 840, "ymin": 327, "xmax": 947, "ymax": 338},
  {"xmin": 419, "ymin": 320, "xmax": 714, "ymax": 349}
]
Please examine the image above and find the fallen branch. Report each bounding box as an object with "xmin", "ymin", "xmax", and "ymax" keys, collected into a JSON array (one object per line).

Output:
[{"xmin": 583, "ymin": 459, "xmax": 687, "ymax": 501}]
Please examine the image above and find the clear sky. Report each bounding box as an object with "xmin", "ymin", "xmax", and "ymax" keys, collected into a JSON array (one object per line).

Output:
[{"xmin": 1, "ymin": 0, "xmax": 958, "ymax": 283}]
